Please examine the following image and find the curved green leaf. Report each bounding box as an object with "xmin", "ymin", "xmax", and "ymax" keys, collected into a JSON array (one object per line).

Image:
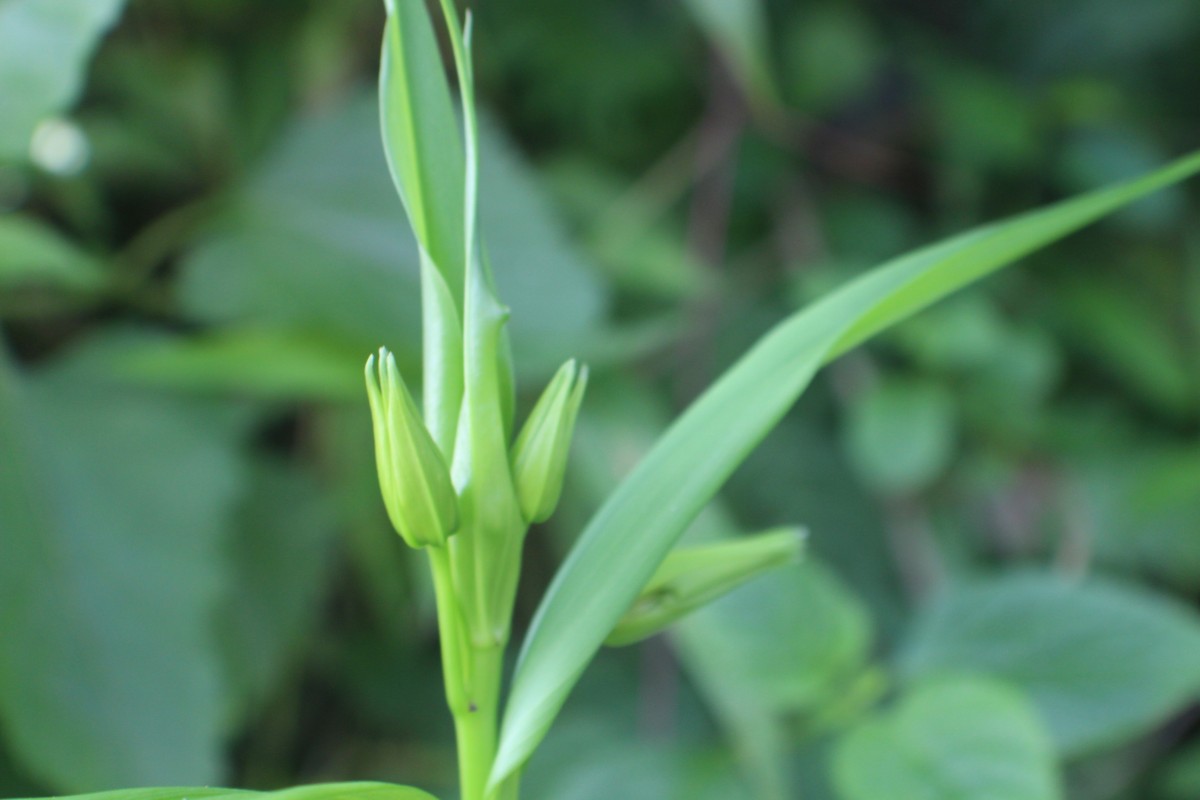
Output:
[
  {"xmin": 490, "ymin": 150, "xmax": 1200, "ymax": 788},
  {"xmin": 378, "ymin": 0, "xmax": 465, "ymax": 298},
  {"xmin": 12, "ymin": 782, "xmax": 437, "ymax": 800}
]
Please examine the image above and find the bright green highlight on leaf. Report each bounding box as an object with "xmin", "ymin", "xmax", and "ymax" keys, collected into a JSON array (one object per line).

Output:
[
  {"xmin": 490, "ymin": 149, "xmax": 1200, "ymax": 789},
  {"xmin": 605, "ymin": 527, "xmax": 805, "ymax": 647}
]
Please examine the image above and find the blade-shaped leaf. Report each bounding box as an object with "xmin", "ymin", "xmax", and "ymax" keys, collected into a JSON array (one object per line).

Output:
[
  {"xmin": 378, "ymin": 0, "xmax": 465, "ymax": 299},
  {"xmin": 11, "ymin": 782, "xmax": 437, "ymax": 800},
  {"xmin": 490, "ymin": 150, "xmax": 1200, "ymax": 787}
]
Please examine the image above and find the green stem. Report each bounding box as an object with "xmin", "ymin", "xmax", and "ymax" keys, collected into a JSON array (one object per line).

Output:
[
  {"xmin": 428, "ymin": 547, "xmax": 506, "ymax": 800},
  {"xmin": 428, "ymin": 547, "xmax": 469, "ymax": 713},
  {"xmin": 455, "ymin": 643, "xmax": 503, "ymax": 800}
]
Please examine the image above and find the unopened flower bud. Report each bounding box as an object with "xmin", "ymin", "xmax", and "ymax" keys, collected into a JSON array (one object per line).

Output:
[
  {"xmin": 511, "ymin": 359, "xmax": 588, "ymax": 524},
  {"xmin": 365, "ymin": 347, "xmax": 459, "ymax": 548},
  {"xmin": 606, "ymin": 527, "xmax": 806, "ymax": 647}
]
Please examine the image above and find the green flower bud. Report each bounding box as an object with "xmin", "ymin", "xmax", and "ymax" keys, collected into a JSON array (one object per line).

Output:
[
  {"xmin": 365, "ymin": 347, "xmax": 459, "ymax": 548},
  {"xmin": 510, "ymin": 359, "xmax": 588, "ymax": 524},
  {"xmin": 605, "ymin": 527, "xmax": 805, "ymax": 647}
]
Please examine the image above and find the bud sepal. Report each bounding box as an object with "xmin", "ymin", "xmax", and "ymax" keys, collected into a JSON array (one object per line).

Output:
[
  {"xmin": 510, "ymin": 359, "xmax": 588, "ymax": 524},
  {"xmin": 365, "ymin": 347, "xmax": 459, "ymax": 548}
]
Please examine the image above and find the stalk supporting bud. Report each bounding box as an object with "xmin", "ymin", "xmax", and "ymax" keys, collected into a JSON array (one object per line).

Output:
[
  {"xmin": 510, "ymin": 359, "xmax": 588, "ymax": 524},
  {"xmin": 605, "ymin": 527, "xmax": 806, "ymax": 647},
  {"xmin": 366, "ymin": 347, "xmax": 460, "ymax": 548}
]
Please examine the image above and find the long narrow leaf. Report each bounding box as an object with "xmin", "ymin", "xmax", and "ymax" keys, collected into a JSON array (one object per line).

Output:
[
  {"xmin": 379, "ymin": 0, "xmax": 467, "ymax": 452},
  {"xmin": 379, "ymin": 0, "xmax": 465, "ymax": 298},
  {"xmin": 489, "ymin": 150, "xmax": 1200, "ymax": 788},
  {"xmin": 14, "ymin": 782, "xmax": 437, "ymax": 800}
]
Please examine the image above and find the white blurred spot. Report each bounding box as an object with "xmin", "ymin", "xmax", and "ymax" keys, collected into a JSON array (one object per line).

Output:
[{"xmin": 29, "ymin": 118, "xmax": 91, "ymax": 176}]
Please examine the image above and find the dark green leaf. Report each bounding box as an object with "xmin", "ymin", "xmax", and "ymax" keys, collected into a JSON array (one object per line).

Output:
[
  {"xmin": 832, "ymin": 676, "xmax": 1061, "ymax": 800},
  {"xmin": 901, "ymin": 572, "xmax": 1200, "ymax": 755},
  {"xmin": 0, "ymin": 343, "xmax": 244, "ymax": 789}
]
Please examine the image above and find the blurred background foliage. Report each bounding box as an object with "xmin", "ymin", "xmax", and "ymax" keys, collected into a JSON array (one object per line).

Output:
[{"xmin": 1, "ymin": 1, "xmax": 1200, "ymax": 799}]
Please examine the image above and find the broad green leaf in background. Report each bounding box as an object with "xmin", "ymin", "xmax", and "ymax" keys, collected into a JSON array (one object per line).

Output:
[
  {"xmin": 11, "ymin": 782, "xmax": 438, "ymax": 800},
  {"xmin": 0, "ymin": 0, "xmax": 125, "ymax": 159},
  {"xmin": 675, "ymin": 561, "xmax": 877, "ymax": 800},
  {"xmin": 832, "ymin": 676, "xmax": 1061, "ymax": 800},
  {"xmin": 491, "ymin": 151, "xmax": 1200, "ymax": 788},
  {"xmin": 843, "ymin": 377, "xmax": 957, "ymax": 495},
  {"xmin": 678, "ymin": 560, "xmax": 874, "ymax": 720},
  {"xmin": 178, "ymin": 95, "xmax": 427, "ymax": 356},
  {"xmin": 115, "ymin": 331, "xmax": 364, "ymax": 402},
  {"xmin": 0, "ymin": 214, "xmax": 105, "ymax": 292},
  {"xmin": 179, "ymin": 96, "xmax": 606, "ymax": 380},
  {"xmin": 217, "ymin": 459, "xmax": 338, "ymax": 728},
  {"xmin": 682, "ymin": 0, "xmax": 777, "ymax": 106},
  {"xmin": 0, "ymin": 342, "xmax": 245, "ymax": 790},
  {"xmin": 901, "ymin": 572, "xmax": 1200, "ymax": 755}
]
